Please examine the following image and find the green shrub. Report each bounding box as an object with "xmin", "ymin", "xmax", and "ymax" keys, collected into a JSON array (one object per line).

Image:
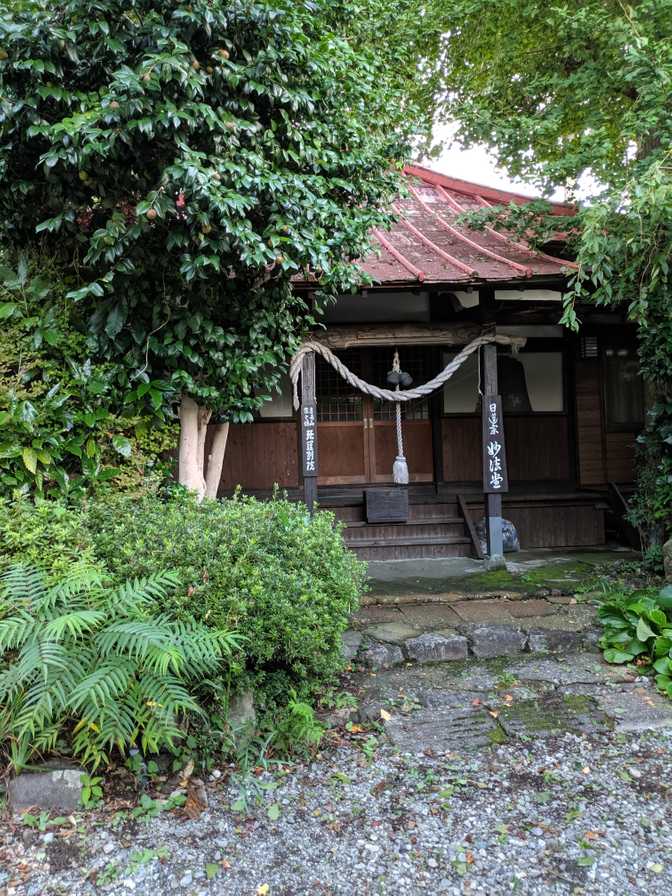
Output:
[
  {"xmin": 0, "ymin": 498, "xmax": 95, "ymax": 578},
  {"xmin": 0, "ymin": 564, "xmax": 240, "ymax": 771},
  {"xmin": 87, "ymin": 490, "xmax": 366, "ymax": 696},
  {"xmin": 598, "ymin": 585, "xmax": 672, "ymax": 698}
]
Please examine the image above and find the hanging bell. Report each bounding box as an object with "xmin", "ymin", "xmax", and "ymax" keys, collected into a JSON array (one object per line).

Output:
[
  {"xmin": 400, "ymin": 371, "xmax": 413, "ymax": 388},
  {"xmin": 387, "ymin": 370, "xmax": 402, "ymax": 385},
  {"xmin": 498, "ymin": 355, "xmax": 531, "ymax": 413}
]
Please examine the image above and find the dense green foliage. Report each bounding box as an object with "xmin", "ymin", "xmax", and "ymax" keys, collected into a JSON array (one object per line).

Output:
[
  {"xmin": 0, "ymin": 251, "xmax": 175, "ymax": 498},
  {"xmin": 426, "ymin": 0, "xmax": 672, "ymax": 550},
  {"xmin": 599, "ymin": 586, "xmax": 672, "ymax": 699},
  {"xmin": 0, "ymin": 0, "xmax": 427, "ymax": 447},
  {"xmin": 0, "ymin": 492, "xmax": 366, "ymax": 701},
  {"xmin": 87, "ymin": 491, "xmax": 366, "ymax": 694},
  {"xmin": 0, "ymin": 564, "xmax": 240, "ymax": 771}
]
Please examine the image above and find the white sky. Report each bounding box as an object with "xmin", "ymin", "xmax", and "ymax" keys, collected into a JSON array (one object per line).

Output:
[{"xmin": 425, "ymin": 123, "xmax": 567, "ymax": 201}]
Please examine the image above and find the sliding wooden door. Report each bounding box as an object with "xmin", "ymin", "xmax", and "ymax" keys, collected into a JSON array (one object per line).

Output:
[{"xmin": 315, "ymin": 346, "xmax": 435, "ymax": 485}]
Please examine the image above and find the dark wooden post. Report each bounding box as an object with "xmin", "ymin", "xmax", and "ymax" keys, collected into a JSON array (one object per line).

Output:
[
  {"xmin": 300, "ymin": 351, "xmax": 318, "ymax": 514},
  {"xmin": 481, "ymin": 343, "xmax": 506, "ymax": 568}
]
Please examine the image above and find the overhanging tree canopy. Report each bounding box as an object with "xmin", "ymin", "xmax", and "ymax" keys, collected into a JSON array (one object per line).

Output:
[
  {"xmin": 0, "ymin": 0, "xmax": 429, "ymax": 497},
  {"xmin": 424, "ymin": 0, "xmax": 672, "ymax": 551}
]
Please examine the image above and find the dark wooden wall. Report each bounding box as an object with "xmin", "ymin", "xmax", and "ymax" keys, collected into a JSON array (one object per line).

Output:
[
  {"xmin": 466, "ymin": 497, "xmax": 605, "ymax": 548},
  {"xmin": 575, "ymin": 360, "xmax": 636, "ymax": 486},
  {"xmin": 216, "ymin": 358, "xmax": 637, "ymax": 493},
  {"xmin": 216, "ymin": 421, "xmax": 299, "ymax": 493},
  {"xmin": 442, "ymin": 415, "xmax": 570, "ymax": 482}
]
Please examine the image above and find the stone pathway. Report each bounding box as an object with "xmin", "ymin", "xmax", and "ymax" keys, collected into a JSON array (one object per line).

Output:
[
  {"xmin": 341, "ymin": 590, "xmax": 672, "ymax": 753},
  {"xmin": 347, "ymin": 651, "xmax": 672, "ymax": 754},
  {"xmin": 345, "ymin": 590, "xmax": 600, "ymax": 671}
]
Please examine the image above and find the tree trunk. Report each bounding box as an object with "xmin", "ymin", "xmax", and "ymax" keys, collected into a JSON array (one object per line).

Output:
[
  {"xmin": 204, "ymin": 423, "xmax": 229, "ymax": 500},
  {"xmin": 178, "ymin": 395, "xmax": 215, "ymax": 502}
]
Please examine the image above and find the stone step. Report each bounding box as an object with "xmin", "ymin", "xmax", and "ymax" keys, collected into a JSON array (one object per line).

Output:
[
  {"xmin": 350, "ymin": 537, "xmax": 473, "ymax": 561},
  {"xmin": 345, "ymin": 613, "xmax": 600, "ymax": 671}
]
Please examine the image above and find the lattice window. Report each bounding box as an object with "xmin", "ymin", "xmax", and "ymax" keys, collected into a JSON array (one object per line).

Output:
[
  {"xmin": 316, "ymin": 350, "xmax": 364, "ymax": 422},
  {"xmin": 371, "ymin": 347, "xmax": 430, "ymax": 421}
]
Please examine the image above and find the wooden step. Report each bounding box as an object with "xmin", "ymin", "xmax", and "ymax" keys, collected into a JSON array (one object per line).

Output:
[
  {"xmin": 408, "ymin": 502, "xmax": 458, "ymax": 520},
  {"xmin": 344, "ymin": 519, "xmax": 466, "ymax": 541}
]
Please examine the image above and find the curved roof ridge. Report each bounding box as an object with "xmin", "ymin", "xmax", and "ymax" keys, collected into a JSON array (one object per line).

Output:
[{"xmin": 404, "ymin": 163, "xmax": 576, "ymax": 217}]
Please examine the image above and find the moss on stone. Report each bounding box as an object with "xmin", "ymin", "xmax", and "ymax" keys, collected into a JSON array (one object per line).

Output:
[{"xmin": 488, "ymin": 724, "xmax": 508, "ymax": 745}]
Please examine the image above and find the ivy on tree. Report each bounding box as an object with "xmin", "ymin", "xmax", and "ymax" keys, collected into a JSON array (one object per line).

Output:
[
  {"xmin": 426, "ymin": 0, "xmax": 672, "ymax": 553},
  {"xmin": 0, "ymin": 0, "xmax": 426, "ymax": 498}
]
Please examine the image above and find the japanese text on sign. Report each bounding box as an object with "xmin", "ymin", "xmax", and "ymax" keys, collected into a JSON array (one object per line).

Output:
[
  {"xmin": 302, "ymin": 404, "xmax": 318, "ymax": 476},
  {"xmin": 481, "ymin": 395, "xmax": 508, "ymax": 493}
]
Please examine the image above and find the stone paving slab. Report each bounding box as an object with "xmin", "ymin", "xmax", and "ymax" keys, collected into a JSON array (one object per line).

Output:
[
  {"xmin": 591, "ymin": 683, "xmax": 672, "ymax": 732},
  {"xmin": 465, "ymin": 624, "xmax": 527, "ymax": 658},
  {"xmin": 384, "ymin": 703, "xmax": 499, "ymax": 753},
  {"xmin": 398, "ymin": 603, "xmax": 462, "ymax": 629},
  {"xmin": 404, "ymin": 631, "xmax": 468, "ymax": 663},
  {"xmin": 449, "ymin": 599, "xmax": 516, "ymax": 624},
  {"xmin": 354, "ymin": 604, "xmax": 404, "ymax": 626},
  {"xmin": 362, "ymin": 621, "xmax": 418, "ymax": 644},
  {"xmin": 496, "ymin": 694, "xmax": 611, "ymax": 739},
  {"xmin": 506, "ymin": 598, "xmax": 555, "ymax": 618}
]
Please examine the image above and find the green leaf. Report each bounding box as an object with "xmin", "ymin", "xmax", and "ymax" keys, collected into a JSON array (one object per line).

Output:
[
  {"xmin": 603, "ymin": 648, "xmax": 635, "ymax": 664},
  {"xmin": 111, "ymin": 435, "xmax": 132, "ymax": 458},
  {"xmin": 267, "ymin": 803, "xmax": 281, "ymax": 821},
  {"xmin": 22, "ymin": 447, "xmax": 38, "ymax": 473},
  {"xmin": 205, "ymin": 863, "xmax": 219, "ymax": 880},
  {"xmin": 647, "ymin": 609, "xmax": 667, "ymax": 627},
  {"xmin": 104, "ymin": 304, "xmax": 126, "ymax": 338},
  {"xmin": 0, "ymin": 302, "xmax": 18, "ymax": 319},
  {"xmin": 658, "ymin": 586, "xmax": 672, "ymax": 609},
  {"xmin": 636, "ymin": 617, "xmax": 656, "ymax": 642}
]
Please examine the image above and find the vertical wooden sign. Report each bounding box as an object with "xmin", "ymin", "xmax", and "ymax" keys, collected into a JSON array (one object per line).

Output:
[
  {"xmin": 300, "ymin": 353, "xmax": 318, "ymax": 513},
  {"xmin": 481, "ymin": 394, "xmax": 509, "ymax": 494},
  {"xmin": 301, "ymin": 403, "xmax": 318, "ymax": 476}
]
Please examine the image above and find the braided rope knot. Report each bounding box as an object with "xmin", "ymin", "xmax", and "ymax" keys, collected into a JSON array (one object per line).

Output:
[{"xmin": 290, "ymin": 333, "xmax": 521, "ymax": 411}]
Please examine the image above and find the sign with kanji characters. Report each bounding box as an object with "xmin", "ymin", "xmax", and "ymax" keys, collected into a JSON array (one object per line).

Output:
[
  {"xmin": 301, "ymin": 402, "xmax": 318, "ymax": 477},
  {"xmin": 482, "ymin": 394, "xmax": 509, "ymax": 493}
]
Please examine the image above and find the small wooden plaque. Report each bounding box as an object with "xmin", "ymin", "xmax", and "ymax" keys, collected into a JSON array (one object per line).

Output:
[{"xmin": 365, "ymin": 488, "xmax": 409, "ymax": 523}]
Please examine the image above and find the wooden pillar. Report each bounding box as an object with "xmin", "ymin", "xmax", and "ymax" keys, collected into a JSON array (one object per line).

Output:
[
  {"xmin": 300, "ymin": 352, "xmax": 318, "ymax": 513},
  {"xmin": 430, "ymin": 348, "xmax": 444, "ymax": 493},
  {"xmin": 482, "ymin": 343, "xmax": 506, "ymax": 568}
]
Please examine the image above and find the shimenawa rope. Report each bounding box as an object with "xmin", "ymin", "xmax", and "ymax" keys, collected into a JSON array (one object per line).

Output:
[
  {"xmin": 290, "ymin": 332, "xmax": 521, "ymax": 483},
  {"xmin": 290, "ymin": 333, "xmax": 519, "ymax": 411}
]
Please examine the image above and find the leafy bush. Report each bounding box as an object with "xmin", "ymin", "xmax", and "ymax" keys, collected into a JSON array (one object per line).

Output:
[
  {"xmin": 0, "ymin": 252, "xmax": 175, "ymax": 500},
  {"xmin": 0, "ymin": 488, "xmax": 365, "ymax": 751},
  {"xmin": 0, "ymin": 498, "xmax": 96, "ymax": 578},
  {"xmin": 0, "ymin": 564, "xmax": 240, "ymax": 771},
  {"xmin": 598, "ymin": 585, "xmax": 672, "ymax": 697},
  {"xmin": 87, "ymin": 490, "xmax": 366, "ymax": 696}
]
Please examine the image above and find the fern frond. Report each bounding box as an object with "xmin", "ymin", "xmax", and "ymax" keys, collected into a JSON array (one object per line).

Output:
[
  {"xmin": 0, "ymin": 609, "xmax": 39, "ymax": 650},
  {"xmin": 0, "ymin": 565, "xmax": 46, "ymax": 605},
  {"xmin": 68, "ymin": 659, "xmax": 134, "ymax": 712},
  {"xmin": 43, "ymin": 609, "xmax": 106, "ymax": 641},
  {"xmin": 39, "ymin": 563, "xmax": 104, "ymax": 610},
  {"xmin": 1, "ymin": 564, "xmax": 239, "ymax": 771},
  {"xmin": 110, "ymin": 571, "xmax": 181, "ymax": 610},
  {"xmin": 95, "ymin": 620, "xmax": 180, "ymax": 671},
  {"xmin": 136, "ymin": 671, "xmax": 198, "ymax": 716}
]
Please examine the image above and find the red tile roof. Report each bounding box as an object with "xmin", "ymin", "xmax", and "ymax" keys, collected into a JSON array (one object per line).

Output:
[{"xmin": 360, "ymin": 164, "xmax": 577, "ymax": 287}]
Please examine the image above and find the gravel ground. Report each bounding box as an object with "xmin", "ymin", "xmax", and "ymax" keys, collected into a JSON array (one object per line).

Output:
[{"xmin": 2, "ymin": 726, "xmax": 671, "ymax": 896}]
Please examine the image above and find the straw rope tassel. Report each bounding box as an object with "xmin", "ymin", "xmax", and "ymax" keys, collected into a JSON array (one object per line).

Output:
[{"xmin": 391, "ymin": 350, "xmax": 409, "ymax": 485}]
